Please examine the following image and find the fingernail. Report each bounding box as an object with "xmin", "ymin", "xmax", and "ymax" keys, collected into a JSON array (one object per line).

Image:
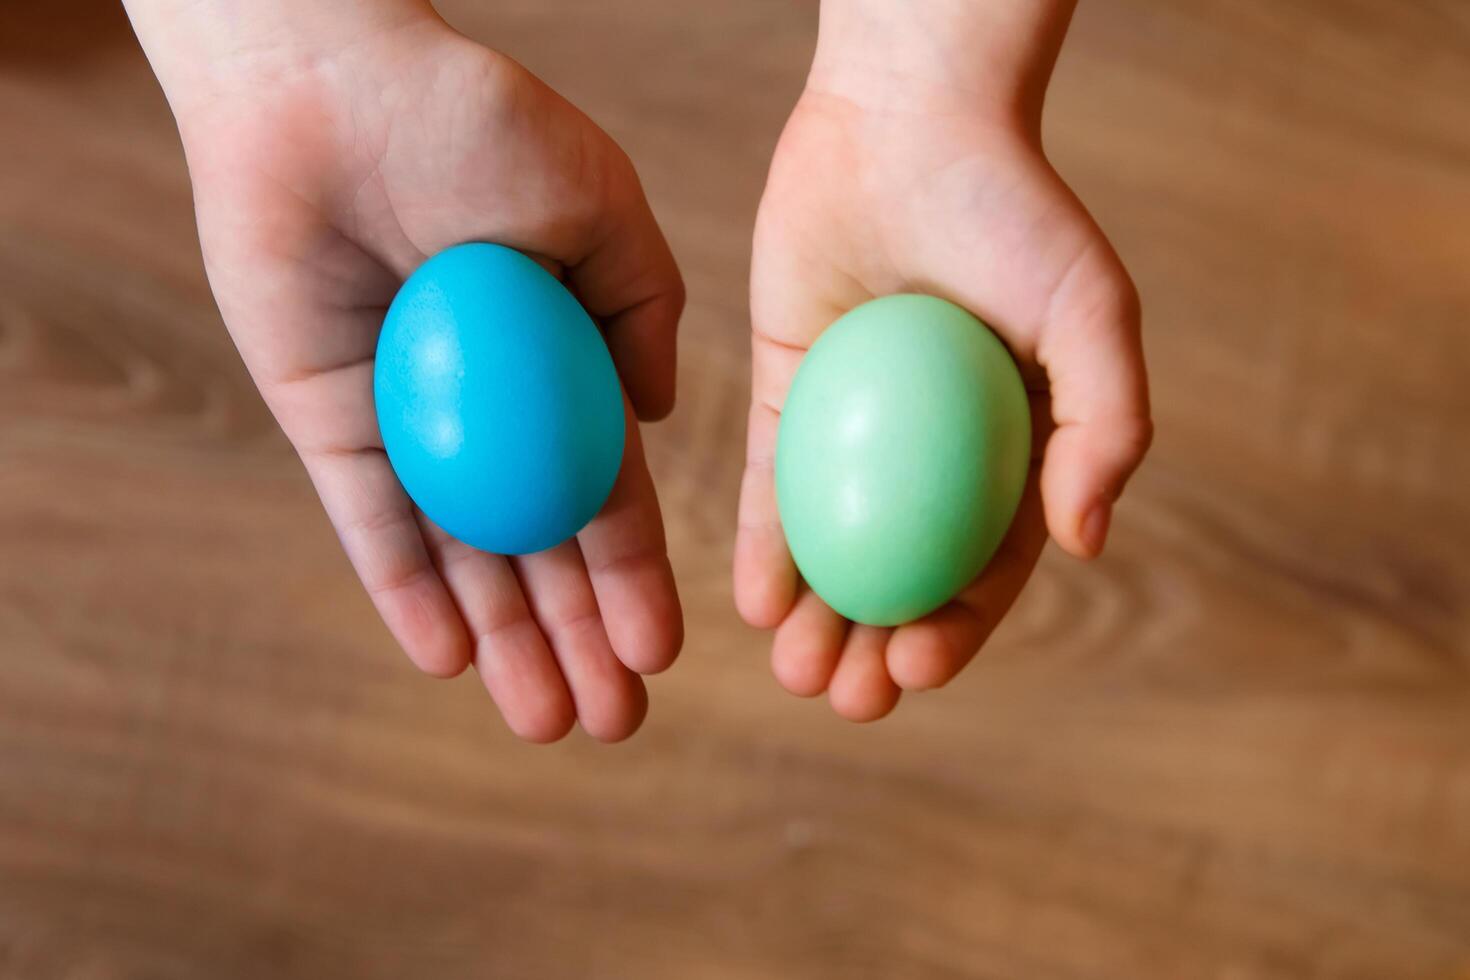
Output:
[{"xmin": 1081, "ymin": 503, "xmax": 1111, "ymax": 557}]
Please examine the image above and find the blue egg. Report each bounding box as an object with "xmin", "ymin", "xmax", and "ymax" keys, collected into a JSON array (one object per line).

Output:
[{"xmin": 374, "ymin": 243, "xmax": 625, "ymax": 555}]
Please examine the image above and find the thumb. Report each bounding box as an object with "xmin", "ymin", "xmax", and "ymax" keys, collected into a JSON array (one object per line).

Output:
[
  {"xmin": 567, "ymin": 152, "xmax": 685, "ymax": 421},
  {"xmin": 1036, "ymin": 239, "xmax": 1153, "ymax": 558}
]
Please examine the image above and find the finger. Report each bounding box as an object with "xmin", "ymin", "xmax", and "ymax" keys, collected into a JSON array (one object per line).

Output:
[
  {"xmin": 1036, "ymin": 240, "xmax": 1152, "ymax": 558},
  {"xmin": 770, "ymin": 588, "xmax": 849, "ymax": 698},
  {"xmin": 734, "ymin": 401, "xmax": 799, "ymax": 629},
  {"xmin": 422, "ymin": 523, "xmax": 575, "ymax": 744},
  {"xmin": 886, "ymin": 471, "xmax": 1048, "ymax": 691},
  {"xmin": 300, "ymin": 447, "xmax": 471, "ymax": 678},
  {"xmin": 259, "ymin": 358, "xmax": 384, "ymax": 460},
  {"xmin": 512, "ymin": 543, "xmax": 648, "ymax": 743},
  {"xmin": 577, "ymin": 403, "xmax": 683, "ymax": 675},
  {"xmin": 828, "ymin": 625, "xmax": 901, "ymax": 723},
  {"xmin": 568, "ymin": 152, "xmax": 684, "ymax": 422}
]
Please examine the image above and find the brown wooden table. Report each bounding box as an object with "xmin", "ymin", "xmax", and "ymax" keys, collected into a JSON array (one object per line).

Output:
[{"xmin": 2, "ymin": 2, "xmax": 1468, "ymax": 977}]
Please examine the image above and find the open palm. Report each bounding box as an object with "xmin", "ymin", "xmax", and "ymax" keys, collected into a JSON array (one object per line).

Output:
[
  {"xmin": 179, "ymin": 20, "xmax": 685, "ymax": 742},
  {"xmin": 738, "ymin": 91, "xmax": 1152, "ymax": 721}
]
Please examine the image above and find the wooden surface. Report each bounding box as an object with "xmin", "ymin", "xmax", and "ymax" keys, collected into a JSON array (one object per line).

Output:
[{"xmin": 3, "ymin": 1, "xmax": 1470, "ymax": 977}]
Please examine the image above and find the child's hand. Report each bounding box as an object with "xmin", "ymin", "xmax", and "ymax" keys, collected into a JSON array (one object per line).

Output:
[
  {"xmin": 126, "ymin": 1, "xmax": 685, "ymax": 742},
  {"xmin": 737, "ymin": 0, "xmax": 1152, "ymax": 721}
]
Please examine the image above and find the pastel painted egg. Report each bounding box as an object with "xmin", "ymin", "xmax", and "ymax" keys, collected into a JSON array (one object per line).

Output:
[
  {"xmin": 374, "ymin": 243, "xmax": 624, "ymax": 555},
  {"xmin": 775, "ymin": 295, "xmax": 1031, "ymax": 626}
]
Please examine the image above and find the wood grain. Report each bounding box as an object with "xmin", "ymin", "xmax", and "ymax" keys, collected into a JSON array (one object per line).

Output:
[{"xmin": 2, "ymin": 1, "xmax": 1469, "ymax": 977}]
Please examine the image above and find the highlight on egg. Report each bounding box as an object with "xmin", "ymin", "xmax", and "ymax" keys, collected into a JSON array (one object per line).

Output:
[{"xmin": 373, "ymin": 243, "xmax": 625, "ymax": 556}]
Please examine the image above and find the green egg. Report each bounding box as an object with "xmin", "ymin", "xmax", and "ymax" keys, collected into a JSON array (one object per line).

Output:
[{"xmin": 775, "ymin": 295, "xmax": 1031, "ymax": 627}]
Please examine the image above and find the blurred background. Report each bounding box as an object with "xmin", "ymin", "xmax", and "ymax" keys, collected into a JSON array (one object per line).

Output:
[{"xmin": 2, "ymin": 1, "xmax": 1469, "ymax": 977}]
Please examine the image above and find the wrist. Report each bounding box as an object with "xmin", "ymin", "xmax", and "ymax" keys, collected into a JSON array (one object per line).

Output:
[
  {"xmin": 122, "ymin": 0, "xmax": 440, "ymax": 117},
  {"xmin": 809, "ymin": 0, "xmax": 1076, "ymax": 129}
]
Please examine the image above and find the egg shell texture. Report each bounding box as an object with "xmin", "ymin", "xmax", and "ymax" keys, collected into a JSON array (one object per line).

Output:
[
  {"xmin": 374, "ymin": 243, "xmax": 625, "ymax": 555},
  {"xmin": 775, "ymin": 295, "xmax": 1031, "ymax": 626}
]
